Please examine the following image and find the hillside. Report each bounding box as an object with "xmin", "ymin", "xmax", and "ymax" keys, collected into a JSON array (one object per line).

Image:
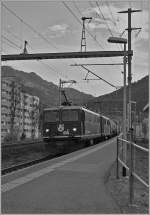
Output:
[
  {"xmin": 1, "ymin": 66, "xmax": 148, "ymax": 116},
  {"xmin": 87, "ymin": 75, "xmax": 149, "ymax": 118},
  {"xmin": 1, "ymin": 66, "xmax": 94, "ymax": 107}
]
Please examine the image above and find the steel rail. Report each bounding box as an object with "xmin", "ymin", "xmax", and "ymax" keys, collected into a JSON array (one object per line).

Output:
[
  {"xmin": 2, "ymin": 140, "xmax": 43, "ymax": 148},
  {"xmin": 1, "ymin": 156, "xmax": 52, "ymax": 175}
]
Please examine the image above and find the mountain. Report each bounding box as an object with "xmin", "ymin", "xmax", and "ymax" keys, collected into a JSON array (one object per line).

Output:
[
  {"xmin": 1, "ymin": 66, "xmax": 94, "ymax": 107},
  {"xmin": 1, "ymin": 66, "xmax": 148, "ymax": 118},
  {"xmin": 87, "ymin": 75, "xmax": 149, "ymax": 120}
]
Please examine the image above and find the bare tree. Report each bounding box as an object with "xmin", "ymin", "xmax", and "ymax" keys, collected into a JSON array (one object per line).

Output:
[
  {"xmin": 28, "ymin": 97, "xmax": 39, "ymax": 139},
  {"xmin": 9, "ymin": 81, "xmax": 21, "ymax": 142}
]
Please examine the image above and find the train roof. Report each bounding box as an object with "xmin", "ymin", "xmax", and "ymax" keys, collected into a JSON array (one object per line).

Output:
[
  {"xmin": 44, "ymin": 106, "xmax": 100, "ymax": 116},
  {"xmin": 43, "ymin": 106, "xmax": 114, "ymax": 121},
  {"xmin": 44, "ymin": 105, "xmax": 83, "ymax": 111}
]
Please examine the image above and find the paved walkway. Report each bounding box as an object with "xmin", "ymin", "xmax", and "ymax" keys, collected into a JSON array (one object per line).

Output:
[{"xmin": 2, "ymin": 138, "xmax": 121, "ymax": 213}]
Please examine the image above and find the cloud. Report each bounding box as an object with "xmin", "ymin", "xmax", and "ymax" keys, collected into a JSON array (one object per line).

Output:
[
  {"xmin": 48, "ymin": 24, "xmax": 68, "ymax": 33},
  {"xmin": 86, "ymin": 21, "xmax": 106, "ymax": 30},
  {"xmin": 85, "ymin": 17, "xmax": 119, "ymax": 35},
  {"xmin": 45, "ymin": 23, "xmax": 70, "ymax": 38},
  {"xmin": 82, "ymin": 2, "xmax": 148, "ymax": 40},
  {"xmin": 82, "ymin": 3, "xmax": 125, "ymax": 36},
  {"xmin": 83, "ymin": 4, "xmax": 120, "ymax": 23}
]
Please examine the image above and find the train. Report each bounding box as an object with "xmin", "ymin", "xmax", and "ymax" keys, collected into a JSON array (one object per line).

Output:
[{"xmin": 42, "ymin": 106, "xmax": 119, "ymax": 151}]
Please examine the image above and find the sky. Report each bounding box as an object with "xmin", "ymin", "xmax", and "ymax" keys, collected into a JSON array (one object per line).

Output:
[{"xmin": 1, "ymin": 0, "xmax": 149, "ymax": 97}]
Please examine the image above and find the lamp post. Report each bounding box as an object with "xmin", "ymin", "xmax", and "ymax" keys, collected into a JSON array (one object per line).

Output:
[{"xmin": 108, "ymin": 37, "xmax": 127, "ymax": 176}]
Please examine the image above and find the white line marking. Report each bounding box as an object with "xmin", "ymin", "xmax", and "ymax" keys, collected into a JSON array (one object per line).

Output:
[{"xmin": 2, "ymin": 139, "xmax": 115, "ymax": 193}]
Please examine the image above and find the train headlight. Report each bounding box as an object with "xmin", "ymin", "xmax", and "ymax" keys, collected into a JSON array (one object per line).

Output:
[
  {"xmin": 73, "ymin": 128, "xmax": 77, "ymax": 132},
  {"xmin": 45, "ymin": 128, "xmax": 50, "ymax": 133}
]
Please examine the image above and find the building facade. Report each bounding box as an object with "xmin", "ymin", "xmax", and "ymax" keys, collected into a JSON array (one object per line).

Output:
[
  {"xmin": 1, "ymin": 76, "xmax": 40, "ymax": 142},
  {"xmin": 20, "ymin": 92, "xmax": 39, "ymax": 139}
]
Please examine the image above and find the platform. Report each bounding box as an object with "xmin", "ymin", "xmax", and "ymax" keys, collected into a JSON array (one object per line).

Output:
[{"xmin": 2, "ymin": 137, "xmax": 121, "ymax": 213}]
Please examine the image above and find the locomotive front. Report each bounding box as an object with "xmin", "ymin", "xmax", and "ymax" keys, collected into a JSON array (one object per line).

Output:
[{"xmin": 43, "ymin": 107, "xmax": 82, "ymax": 142}]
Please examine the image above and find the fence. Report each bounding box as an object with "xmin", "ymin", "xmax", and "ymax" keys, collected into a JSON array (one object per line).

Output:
[{"xmin": 116, "ymin": 133, "xmax": 149, "ymax": 204}]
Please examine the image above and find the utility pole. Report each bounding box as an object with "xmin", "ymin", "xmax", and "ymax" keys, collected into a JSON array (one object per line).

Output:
[
  {"xmin": 81, "ymin": 17, "xmax": 92, "ymax": 52},
  {"xmin": 118, "ymin": 8, "xmax": 142, "ymax": 205},
  {"xmin": 118, "ymin": 8, "xmax": 141, "ymax": 138},
  {"xmin": 122, "ymin": 43, "xmax": 127, "ymax": 141},
  {"xmin": 122, "ymin": 42, "xmax": 127, "ymax": 177}
]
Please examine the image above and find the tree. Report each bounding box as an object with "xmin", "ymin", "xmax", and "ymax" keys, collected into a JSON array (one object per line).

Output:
[
  {"xmin": 9, "ymin": 81, "xmax": 21, "ymax": 142},
  {"xmin": 28, "ymin": 97, "xmax": 39, "ymax": 139},
  {"xmin": 38, "ymin": 102, "xmax": 45, "ymax": 137}
]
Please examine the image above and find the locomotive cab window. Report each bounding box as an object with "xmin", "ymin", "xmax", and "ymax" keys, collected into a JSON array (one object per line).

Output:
[
  {"xmin": 44, "ymin": 111, "xmax": 59, "ymax": 122},
  {"xmin": 62, "ymin": 110, "xmax": 78, "ymax": 121}
]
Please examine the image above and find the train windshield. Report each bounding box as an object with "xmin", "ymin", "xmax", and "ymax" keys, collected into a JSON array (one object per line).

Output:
[
  {"xmin": 62, "ymin": 110, "xmax": 78, "ymax": 121},
  {"xmin": 44, "ymin": 110, "xmax": 59, "ymax": 122}
]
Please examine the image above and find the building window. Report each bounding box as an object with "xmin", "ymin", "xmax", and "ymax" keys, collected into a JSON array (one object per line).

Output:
[{"xmin": 2, "ymin": 129, "xmax": 7, "ymax": 132}]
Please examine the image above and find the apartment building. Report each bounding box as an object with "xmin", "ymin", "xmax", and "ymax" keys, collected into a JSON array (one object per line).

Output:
[
  {"xmin": 1, "ymin": 76, "xmax": 40, "ymax": 142},
  {"xmin": 21, "ymin": 92, "xmax": 39, "ymax": 139}
]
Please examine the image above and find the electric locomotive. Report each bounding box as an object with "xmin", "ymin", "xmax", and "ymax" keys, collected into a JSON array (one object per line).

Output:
[{"xmin": 42, "ymin": 106, "xmax": 118, "ymax": 150}]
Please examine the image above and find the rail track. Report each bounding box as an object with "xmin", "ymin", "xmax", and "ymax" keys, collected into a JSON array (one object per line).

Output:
[
  {"xmin": 1, "ymin": 154, "xmax": 62, "ymax": 176},
  {"xmin": 2, "ymin": 142, "xmax": 94, "ymax": 175},
  {"xmin": 2, "ymin": 141, "xmax": 82, "ymax": 175},
  {"xmin": 2, "ymin": 137, "xmax": 117, "ymax": 176}
]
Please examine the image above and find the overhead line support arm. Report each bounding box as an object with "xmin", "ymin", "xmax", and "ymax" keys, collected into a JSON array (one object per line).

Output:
[
  {"xmin": 1, "ymin": 50, "xmax": 133, "ymax": 61},
  {"xmin": 81, "ymin": 65, "xmax": 117, "ymax": 89}
]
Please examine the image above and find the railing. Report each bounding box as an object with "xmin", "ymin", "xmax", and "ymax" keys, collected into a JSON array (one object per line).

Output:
[{"xmin": 116, "ymin": 133, "xmax": 149, "ymax": 204}]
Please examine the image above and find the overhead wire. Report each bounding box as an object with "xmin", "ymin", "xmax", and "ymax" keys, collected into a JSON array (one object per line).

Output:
[
  {"xmin": 2, "ymin": 2, "xmax": 82, "ymax": 83},
  {"xmin": 2, "ymin": 34, "xmax": 68, "ymax": 80},
  {"xmin": 88, "ymin": 1, "xmax": 124, "ymax": 91},
  {"xmin": 2, "ymin": 2, "xmax": 121, "ymax": 93},
  {"xmin": 105, "ymin": 1, "xmax": 119, "ymax": 28},
  {"xmin": 88, "ymin": 1, "xmax": 119, "ymax": 64},
  {"xmin": 62, "ymin": 1, "xmax": 109, "ymax": 91},
  {"xmin": 2, "ymin": 3, "xmax": 59, "ymax": 50},
  {"xmin": 72, "ymin": 1, "xmax": 82, "ymax": 17},
  {"xmin": 95, "ymin": 1, "xmax": 114, "ymax": 37},
  {"xmin": 103, "ymin": 0, "xmax": 123, "ymax": 51},
  {"xmin": 95, "ymin": 1, "xmax": 121, "ymax": 51},
  {"xmin": 2, "ymin": 39, "xmax": 21, "ymax": 50},
  {"xmin": 69, "ymin": 1, "xmax": 123, "ymax": 90},
  {"xmin": 81, "ymin": 65, "xmax": 117, "ymax": 89},
  {"xmin": 119, "ymin": 30, "xmax": 126, "ymax": 38},
  {"xmin": 4, "ymin": 27, "xmax": 22, "ymax": 44},
  {"xmin": 62, "ymin": 1, "xmax": 104, "ymax": 49},
  {"xmin": 71, "ymin": 1, "xmax": 96, "ymax": 92},
  {"xmin": 2, "ymin": 35, "xmax": 22, "ymax": 49},
  {"xmin": 36, "ymin": 60, "xmax": 67, "ymax": 80},
  {"xmin": 2, "ymin": 3, "xmax": 72, "ymax": 80}
]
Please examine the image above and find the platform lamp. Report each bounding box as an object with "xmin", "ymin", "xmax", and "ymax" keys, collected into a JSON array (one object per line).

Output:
[{"xmin": 108, "ymin": 36, "xmax": 127, "ymax": 177}]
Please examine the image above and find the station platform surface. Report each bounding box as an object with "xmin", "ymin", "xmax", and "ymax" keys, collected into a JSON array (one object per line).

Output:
[{"xmin": 2, "ymin": 137, "xmax": 121, "ymax": 213}]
